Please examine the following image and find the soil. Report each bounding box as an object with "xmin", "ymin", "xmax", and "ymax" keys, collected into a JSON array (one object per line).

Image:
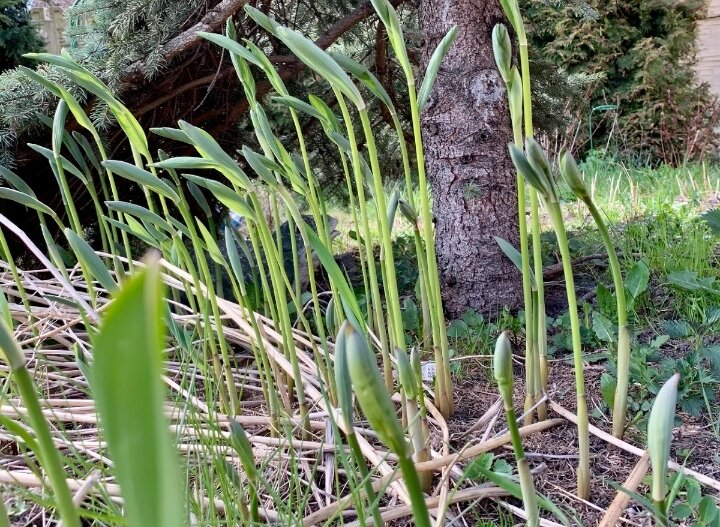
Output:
[{"xmin": 445, "ymin": 356, "xmax": 720, "ymax": 526}]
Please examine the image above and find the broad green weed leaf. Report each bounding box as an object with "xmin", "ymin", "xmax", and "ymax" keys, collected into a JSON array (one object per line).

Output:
[
  {"xmin": 700, "ymin": 209, "xmax": 720, "ymax": 236},
  {"xmin": 667, "ymin": 271, "xmax": 718, "ymax": 295},
  {"xmin": 704, "ymin": 307, "xmax": 720, "ymax": 326},
  {"xmin": 600, "ymin": 372, "xmax": 616, "ymax": 407},
  {"xmin": 661, "ymin": 319, "xmax": 693, "ymax": 338},
  {"xmin": 625, "ymin": 260, "xmax": 650, "ymax": 299},
  {"xmin": 401, "ymin": 297, "xmax": 419, "ymax": 331},
  {"xmin": 700, "ymin": 346, "xmax": 720, "ymax": 373},
  {"xmin": 592, "ymin": 311, "xmax": 615, "ymax": 343},
  {"xmin": 93, "ymin": 260, "xmax": 187, "ymax": 527}
]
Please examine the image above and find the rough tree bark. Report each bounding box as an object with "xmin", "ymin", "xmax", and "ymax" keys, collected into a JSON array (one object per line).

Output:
[{"xmin": 420, "ymin": 0, "xmax": 521, "ymax": 317}]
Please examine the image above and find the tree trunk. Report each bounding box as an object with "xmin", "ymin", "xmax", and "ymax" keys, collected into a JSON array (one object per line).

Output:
[{"xmin": 420, "ymin": 0, "xmax": 521, "ymax": 318}]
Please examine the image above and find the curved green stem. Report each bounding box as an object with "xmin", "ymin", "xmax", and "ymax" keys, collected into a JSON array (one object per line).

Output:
[
  {"xmin": 547, "ymin": 203, "xmax": 590, "ymax": 499},
  {"xmin": 584, "ymin": 199, "xmax": 629, "ymax": 438},
  {"xmin": 398, "ymin": 455, "xmax": 431, "ymax": 527},
  {"xmin": 14, "ymin": 367, "xmax": 81, "ymax": 527}
]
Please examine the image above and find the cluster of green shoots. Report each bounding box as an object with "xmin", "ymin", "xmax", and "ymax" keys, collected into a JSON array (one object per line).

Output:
[
  {"xmin": 0, "ymin": 0, "xmax": 459, "ymax": 523},
  {"xmin": 493, "ymin": 0, "xmax": 636, "ymax": 500},
  {"xmin": 0, "ymin": 1, "xmax": 459, "ymax": 417},
  {"xmin": 0, "ymin": 0, "xmax": 687, "ymax": 524}
]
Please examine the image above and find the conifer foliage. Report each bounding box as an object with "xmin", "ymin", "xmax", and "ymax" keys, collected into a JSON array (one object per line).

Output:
[
  {"xmin": 522, "ymin": 0, "xmax": 718, "ymax": 164},
  {"xmin": 0, "ymin": 0, "xmax": 44, "ymax": 72}
]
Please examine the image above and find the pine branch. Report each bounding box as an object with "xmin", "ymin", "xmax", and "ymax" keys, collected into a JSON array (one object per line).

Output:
[{"xmin": 122, "ymin": 0, "xmax": 251, "ymax": 84}]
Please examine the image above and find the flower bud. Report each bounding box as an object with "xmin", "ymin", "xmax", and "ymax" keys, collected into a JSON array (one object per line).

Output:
[
  {"xmin": 396, "ymin": 347, "xmax": 418, "ymax": 399},
  {"xmin": 647, "ymin": 373, "xmax": 680, "ymax": 504},
  {"xmin": 509, "ymin": 144, "xmax": 549, "ymax": 201},
  {"xmin": 492, "ymin": 24, "xmax": 513, "ymax": 84},
  {"xmin": 398, "ymin": 199, "xmax": 417, "ymax": 224},
  {"xmin": 334, "ymin": 321, "xmax": 354, "ymax": 431},
  {"xmin": 559, "ymin": 149, "xmax": 589, "ymax": 201},
  {"xmin": 525, "ymin": 137, "xmax": 558, "ymax": 202},
  {"xmin": 345, "ymin": 325, "xmax": 408, "ymax": 457},
  {"xmin": 493, "ymin": 331, "xmax": 514, "ymax": 391}
]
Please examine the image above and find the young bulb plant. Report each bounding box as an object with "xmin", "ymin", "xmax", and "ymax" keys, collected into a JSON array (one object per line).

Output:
[{"xmin": 509, "ymin": 138, "xmax": 590, "ymax": 499}]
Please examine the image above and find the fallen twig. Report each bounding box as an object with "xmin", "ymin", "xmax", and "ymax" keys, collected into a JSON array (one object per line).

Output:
[{"xmin": 549, "ymin": 400, "xmax": 720, "ymax": 492}]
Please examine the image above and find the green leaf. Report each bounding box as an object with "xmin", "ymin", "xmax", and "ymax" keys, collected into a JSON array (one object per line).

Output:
[
  {"xmin": 698, "ymin": 496, "xmax": 719, "ymax": 524},
  {"xmin": 592, "ymin": 311, "xmax": 615, "ymax": 343},
  {"xmin": 471, "ymin": 466, "xmax": 569, "ymax": 525},
  {"xmin": 19, "ymin": 66, "xmax": 97, "ymax": 136},
  {"xmin": 672, "ymin": 503, "xmax": 693, "ymax": 520},
  {"xmin": 64, "ymin": 229, "xmax": 117, "ymax": 293},
  {"xmin": 464, "ymin": 453, "xmax": 494, "ymax": 479},
  {"xmin": 447, "ymin": 319, "xmax": 469, "ymax": 338},
  {"xmin": 704, "ymin": 307, "xmax": 720, "ymax": 326},
  {"xmin": 685, "ymin": 477, "xmax": 701, "ymax": 508},
  {"xmin": 661, "ymin": 319, "xmax": 692, "ymax": 338},
  {"xmin": 243, "ymin": 5, "xmax": 280, "ymax": 36},
  {"xmin": 150, "ymin": 127, "xmax": 192, "ymax": 145},
  {"xmin": 177, "ymin": 121, "xmax": 251, "ymax": 188},
  {"xmin": 700, "ymin": 346, "xmax": 720, "ymax": 373},
  {"xmin": 26, "ymin": 52, "xmax": 151, "ymax": 161},
  {"xmin": 0, "ymin": 165, "xmax": 36, "ymax": 197},
  {"xmin": 667, "ymin": 271, "xmax": 718, "ymax": 295},
  {"xmin": 492, "ymin": 458, "xmax": 513, "ymax": 476},
  {"xmin": 196, "ymin": 219, "xmax": 227, "ymax": 267},
  {"xmin": 105, "ymin": 201, "xmax": 174, "ymax": 235},
  {"xmin": 306, "ymin": 225, "xmax": 363, "ymax": 326},
  {"xmin": 700, "ymin": 209, "xmax": 720, "ymax": 236},
  {"xmin": 0, "ymin": 289, "xmax": 10, "ymax": 330},
  {"xmin": 103, "ymin": 161, "xmax": 180, "ymax": 203},
  {"xmin": 92, "ymin": 261, "xmax": 187, "ymax": 527},
  {"xmin": 105, "ymin": 217, "xmax": 157, "ymax": 247},
  {"xmin": 241, "ymin": 145, "xmax": 281, "ymax": 185},
  {"xmin": 272, "ymin": 96, "xmax": 324, "ymax": 121},
  {"xmin": 609, "ymin": 481, "xmax": 667, "ymax": 521},
  {"xmin": 596, "ymin": 282, "xmax": 614, "ymax": 313},
  {"xmin": 186, "ymin": 181, "xmax": 212, "ymax": 218},
  {"xmin": 0, "ymin": 188, "xmax": 57, "ymax": 219},
  {"xmin": 600, "ymin": 373, "xmax": 617, "ymax": 407},
  {"xmin": 274, "ymin": 26, "xmax": 364, "ymax": 109},
  {"xmin": 401, "ymin": 297, "xmax": 419, "ymax": 332},
  {"xmin": 494, "ymin": 236, "xmax": 536, "ymax": 288},
  {"xmin": 330, "ymin": 53, "xmax": 394, "ymax": 110},
  {"xmin": 198, "ymin": 32, "xmax": 260, "ymax": 67},
  {"xmin": 182, "ymin": 175, "xmax": 255, "ymax": 220},
  {"xmin": 625, "ymin": 260, "xmax": 650, "ymax": 299},
  {"xmin": 418, "ymin": 27, "xmax": 457, "ymax": 111}
]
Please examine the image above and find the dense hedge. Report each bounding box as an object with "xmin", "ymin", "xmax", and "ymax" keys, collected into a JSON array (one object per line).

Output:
[{"xmin": 522, "ymin": 0, "xmax": 719, "ymax": 165}]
